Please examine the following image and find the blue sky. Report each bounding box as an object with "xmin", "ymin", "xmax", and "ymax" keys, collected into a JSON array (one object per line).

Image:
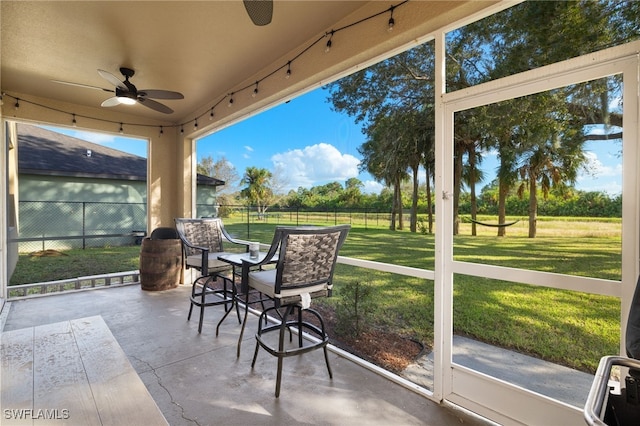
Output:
[
  {"xmin": 42, "ymin": 86, "xmax": 622, "ymax": 196},
  {"xmin": 196, "ymin": 88, "xmax": 383, "ymax": 193}
]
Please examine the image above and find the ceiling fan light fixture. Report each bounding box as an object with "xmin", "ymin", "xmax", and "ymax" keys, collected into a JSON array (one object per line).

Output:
[{"xmin": 117, "ymin": 96, "xmax": 137, "ymax": 105}]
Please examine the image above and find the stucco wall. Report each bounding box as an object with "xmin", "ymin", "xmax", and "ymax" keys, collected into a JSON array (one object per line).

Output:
[{"xmin": 19, "ymin": 175, "xmax": 146, "ymax": 203}]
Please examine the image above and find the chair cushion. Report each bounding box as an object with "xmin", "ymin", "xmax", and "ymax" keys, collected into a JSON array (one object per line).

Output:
[
  {"xmin": 186, "ymin": 251, "xmax": 234, "ymax": 272},
  {"xmin": 248, "ymin": 269, "xmax": 328, "ymax": 300}
]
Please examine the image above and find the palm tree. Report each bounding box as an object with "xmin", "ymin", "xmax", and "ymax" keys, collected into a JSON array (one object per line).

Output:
[
  {"xmin": 513, "ymin": 92, "xmax": 587, "ymax": 237},
  {"xmin": 462, "ymin": 145, "xmax": 486, "ymax": 236},
  {"xmin": 240, "ymin": 167, "xmax": 273, "ymax": 218},
  {"xmin": 359, "ymin": 120, "xmax": 409, "ymax": 231}
]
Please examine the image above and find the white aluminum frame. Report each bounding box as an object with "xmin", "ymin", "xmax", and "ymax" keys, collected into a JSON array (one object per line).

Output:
[{"xmin": 436, "ymin": 40, "xmax": 640, "ymax": 424}]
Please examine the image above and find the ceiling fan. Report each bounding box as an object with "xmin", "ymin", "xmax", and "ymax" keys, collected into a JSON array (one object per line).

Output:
[
  {"xmin": 53, "ymin": 67, "xmax": 184, "ymax": 114},
  {"xmin": 243, "ymin": 0, "xmax": 273, "ymax": 26}
]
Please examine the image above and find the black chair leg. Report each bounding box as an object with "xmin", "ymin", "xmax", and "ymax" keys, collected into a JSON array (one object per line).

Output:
[
  {"xmin": 215, "ymin": 276, "xmax": 240, "ymax": 336},
  {"xmin": 238, "ymin": 292, "xmax": 251, "ymax": 358},
  {"xmin": 251, "ymin": 340, "xmax": 260, "ymax": 368},
  {"xmin": 297, "ymin": 307, "xmax": 303, "ymax": 347},
  {"xmin": 275, "ymin": 355, "xmax": 284, "ymax": 398},
  {"xmin": 274, "ymin": 307, "xmax": 292, "ymax": 398},
  {"xmin": 323, "ymin": 346, "xmax": 333, "ymax": 379},
  {"xmin": 234, "ymin": 295, "xmax": 242, "ymax": 324},
  {"xmin": 187, "ymin": 279, "xmax": 199, "ymax": 321},
  {"xmin": 251, "ymin": 304, "xmax": 332, "ymax": 398},
  {"xmin": 251, "ymin": 310, "xmax": 268, "ymax": 367},
  {"xmin": 198, "ymin": 306, "xmax": 205, "ymax": 333}
]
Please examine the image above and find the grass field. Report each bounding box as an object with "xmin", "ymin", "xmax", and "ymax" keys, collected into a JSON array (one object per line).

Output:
[{"xmin": 9, "ymin": 216, "xmax": 622, "ymax": 373}]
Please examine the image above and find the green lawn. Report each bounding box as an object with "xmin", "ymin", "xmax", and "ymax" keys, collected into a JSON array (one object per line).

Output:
[{"xmin": 9, "ymin": 219, "xmax": 622, "ymax": 373}]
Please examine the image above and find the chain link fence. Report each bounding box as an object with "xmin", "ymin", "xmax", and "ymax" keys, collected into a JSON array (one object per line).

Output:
[
  {"xmin": 14, "ymin": 201, "xmax": 397, "ymax": 253},
  {"xmin": 15, "ymin": 201, "xmax": 147, "ymax": 253},
  {"xmin": 198, "ymin": 204, "xmax": 398, "ymax": 240}
]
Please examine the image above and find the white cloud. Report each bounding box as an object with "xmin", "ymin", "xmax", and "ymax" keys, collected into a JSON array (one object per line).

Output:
[
  {"xmin": 244, "ymin": 145, "xmax": 254, "ymax": 152},
  {"xmin": 362, "ymin": 180, "xmax": 384, "ymax": 194},
  {"xmin": 577, "ymin": 151, "xmax": 622, "ymax": 195},
  {"xmin": 271, "ymin": 143, "xmax": 360, "ymax": 190},
  {"xmin": 576, "ymin": 179, "xmax": 622, "ymax": 195},
  {"xmin": 581, "ymin": 151, "xmax": 622, "ymax": 178}
]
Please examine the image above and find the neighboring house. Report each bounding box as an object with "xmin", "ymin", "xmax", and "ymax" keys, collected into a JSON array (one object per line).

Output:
[{"xmin": 15, "ymin": 123, "xmax": 224, "ymax": 251}]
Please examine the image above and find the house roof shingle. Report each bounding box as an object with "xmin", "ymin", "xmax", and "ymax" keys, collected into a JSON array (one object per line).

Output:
[{"xmin": 16, "ymin": 123, "xmax": 224, "ymax": 186}]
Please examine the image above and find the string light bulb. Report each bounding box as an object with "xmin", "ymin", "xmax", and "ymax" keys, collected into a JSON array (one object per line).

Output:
[
  {"xmin": 325, "ymin": 31, "xmax": 334, "ymax": 53},
  {"xmin": 72, "ymin": 114, "xmax": 77, "ymax": 127},
  {"xmin": 194, "ymin": 118, "xmax": 198, "ymax": 130},
  {"xmin": 0, "ymin": 2, "xmax": 409, "ymax": 133}
]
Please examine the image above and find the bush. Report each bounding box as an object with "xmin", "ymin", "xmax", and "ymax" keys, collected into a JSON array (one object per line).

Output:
[{"xmin": 334, "ymin": 281, "xmax": 376, "ymax": 338}]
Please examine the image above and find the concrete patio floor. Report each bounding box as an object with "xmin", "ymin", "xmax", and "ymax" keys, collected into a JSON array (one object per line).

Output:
[{"xmin": 1, "ymin": 284, "xmax": 491, "ymax": 425}]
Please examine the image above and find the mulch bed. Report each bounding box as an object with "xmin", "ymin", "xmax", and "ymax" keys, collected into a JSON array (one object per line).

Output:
[{"xmin": 311, "ymin": 304, "xmax": 425, "ymax": 374}]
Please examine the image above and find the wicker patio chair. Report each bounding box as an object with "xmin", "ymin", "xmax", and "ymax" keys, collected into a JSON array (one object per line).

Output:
[
  {"xmin": 174, "ymin": 218, "xmax": 248, "ymax": 334},
  {"xmin": 238, "ymin": 224, "xmax": 350, "ymax": 397}
]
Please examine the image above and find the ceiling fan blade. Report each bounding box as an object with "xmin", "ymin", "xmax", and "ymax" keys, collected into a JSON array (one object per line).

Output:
[
  {"xmin": 139, "ymin": 89, "xmax": 184, "ymax": 100},
  {"xmin": 98, "ymin": 69, "xmax": 127, "ymax": 90},
  {"xmin": 101, "ymin": 97, "xmax": 121, "ymax": 107},
  {"xmin": 51, "ymin": 80, "xmax": 114, "ymax": 93},
  {"xmin": 243, "ymin": 0, "xmax": 273, "ymax": 26},
  {"xmin": 138, "ymin": 97, "xmax": 174, "ymax": 114}
]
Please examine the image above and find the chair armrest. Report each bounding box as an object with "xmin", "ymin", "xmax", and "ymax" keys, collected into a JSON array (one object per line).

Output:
[
  {"xmin": 220, "ymin": 227, "xmax": 251, "ymax": 252},
  {"xmin": 239, "ymin": 248, "xmax": 278, "ymax": 294},
  {"xmin": 226, "ymin": 237, "xmax": 251, "ymax": 252}
]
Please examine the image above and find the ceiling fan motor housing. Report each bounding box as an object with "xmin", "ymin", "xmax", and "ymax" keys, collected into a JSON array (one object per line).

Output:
[
  {"xmin": 115, "ymin": 87, "xmax": 137, "ymax": 104},
  {"xmin": 120, "ymin": 67, "xmax": 135, "ymax": 78}
]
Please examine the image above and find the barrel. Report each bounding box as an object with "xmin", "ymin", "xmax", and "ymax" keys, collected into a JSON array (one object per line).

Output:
[{"xmin": 139, "ymin": 237, "xmax": 182, "ymax": 291}]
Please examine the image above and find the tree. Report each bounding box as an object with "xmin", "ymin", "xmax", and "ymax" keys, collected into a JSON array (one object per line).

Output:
[
  {"xmin": 327, "ymin": 42, "xmax": 436, "ymax": 232},
  {"xmin": 240, "ymin": 167, "xmax": 273, "ymax": 217},
  {"xmin": 341, "ymin": 178, "xmax": 363, "ymax": 207},
  {"xmin": 197, "ymin": 155, "xmax": 239, "ymax": 195},
  {"xmin": 359, "ymin": 117, "xmax": 410, "ymax": 230},
  {"xmin": 447, "ymin": 0, "xmax": 636, "ymax": 236},
  {"xmin": 513, "ymin": 91, "xmax": 587, "ymax": 237},
  {"xmin": 462, "ymin": 146, "xmax": 485, "ymax": 236},
  {"xmin": 327, "ymin": 1, "xmax": 638, "ymax": 237}
]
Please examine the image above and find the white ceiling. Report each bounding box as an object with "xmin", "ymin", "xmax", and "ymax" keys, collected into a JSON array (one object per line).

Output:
[{"xmin": 1, "ymin": 1, "xmax": 369, "ymax": 123}]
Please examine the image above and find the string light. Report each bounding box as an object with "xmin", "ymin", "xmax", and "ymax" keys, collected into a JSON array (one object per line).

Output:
[
  {"xmin": 2, "ymin": 2, "xmax": 407, "ymax": 134},
  {"xmin": 325, "ymin": 30, "xmax": 334, "ymax": 53}
]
